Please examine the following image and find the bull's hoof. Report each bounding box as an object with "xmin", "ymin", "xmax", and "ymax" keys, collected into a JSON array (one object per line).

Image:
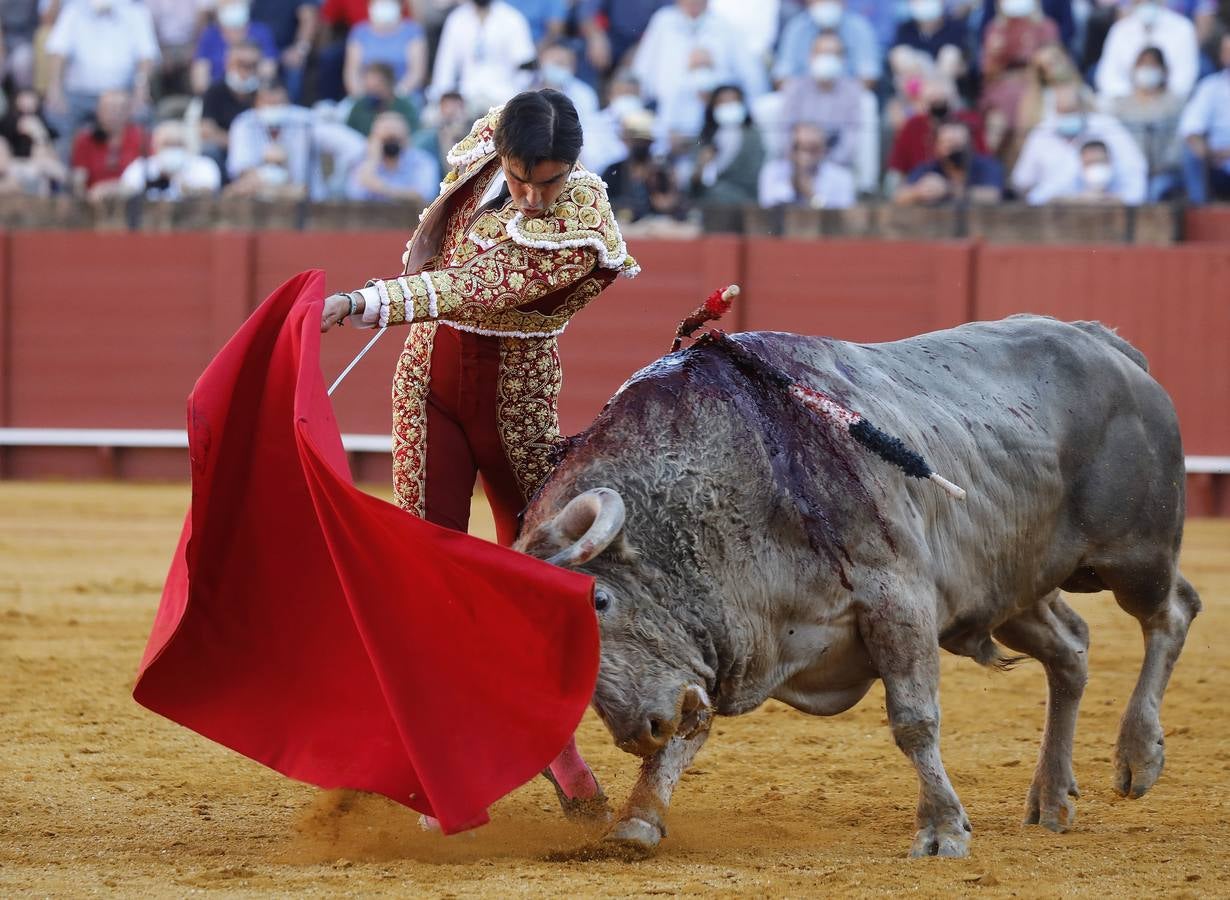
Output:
[
  {"xmin": 599, "ymin": 816, "xmax": 663, "ymax": 860},
  {"xmin": 1024, "ymin": 771, "xmax": 1080, "ymax": 832},
  {"xmin": 909, "ymin": 820, "xmax": 971, "ymax": 859},
  {"xmin": 1113, "ymin": 729, "xmax": 1165, "ymax": 799}
]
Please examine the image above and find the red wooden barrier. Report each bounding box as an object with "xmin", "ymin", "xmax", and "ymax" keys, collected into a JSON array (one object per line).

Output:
[{"xmin": 1184, "ymin": 208, "xmax": 1230, "ymax": 243}]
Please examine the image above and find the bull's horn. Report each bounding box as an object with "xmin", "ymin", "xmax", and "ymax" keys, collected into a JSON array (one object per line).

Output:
[{"xmin": 545, "ymin": 488, "xmax": 626, "ymax": 568}]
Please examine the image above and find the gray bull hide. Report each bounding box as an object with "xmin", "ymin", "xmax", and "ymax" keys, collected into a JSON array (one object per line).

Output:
[{"xmin": 515, "ymin": 315, "xmax": 1201, "ymax": 859}]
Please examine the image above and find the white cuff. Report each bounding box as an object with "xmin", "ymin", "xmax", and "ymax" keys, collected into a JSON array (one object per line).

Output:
[{"xmin": 355, "ymin": 286, "xmax": 383, "ymax": 328}]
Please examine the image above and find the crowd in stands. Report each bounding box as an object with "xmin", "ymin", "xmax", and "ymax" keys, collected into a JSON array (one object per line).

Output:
[{"xmin": 0, "ymin": 0, "xmax": 1227, "ymax": 227}]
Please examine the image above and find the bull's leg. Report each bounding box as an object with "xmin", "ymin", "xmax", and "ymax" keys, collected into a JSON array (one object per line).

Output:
[
  {"xmin": 1110, "ymin": 571, "xmax": 1200, "ymax": 799},
  {"xmin": 598, "ymin": 727, "xmax": 709, "ymax": 858},
  {"xmin": 994, "ymin": 591, "xmax": 1089, "ymax": 832},
  {"xmin": 859, "ymin": 599, "xmax": 971, "ymax": 858},
  {"xmin": 541, "ymin": 736, "xmax": 610, "ymax": 822}
]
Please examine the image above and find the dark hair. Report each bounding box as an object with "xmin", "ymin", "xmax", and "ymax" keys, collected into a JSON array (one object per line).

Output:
[
  {"xmin": 1080, "ymin": 139, "xmax": 1109, "ymax": 156},
  {"xmin": 363, "ymin": 61, "xmax": 397, "ymax": 85},
  {"xmin": 698, "ymin": 84, "xmax": 750, "ymax": 144},
  {"xmin": 494, "ymin": 89, "xmax": 583, "ymax": 167},
  {"xmin": 1135, "ymin": 45, "xmax": 1167, "ymax": 73}
]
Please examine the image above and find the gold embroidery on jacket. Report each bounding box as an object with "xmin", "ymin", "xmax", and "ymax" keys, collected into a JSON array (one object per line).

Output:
[
  {"xmin": 391, "ymin": 323, "xmax": 436, "ymax": 516},
  {"xmin": 498, "ymin": 336, "xmax": 564, "ymax": 499}
]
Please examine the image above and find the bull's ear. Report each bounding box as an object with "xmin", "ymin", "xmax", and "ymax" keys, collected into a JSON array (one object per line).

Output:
[{"xmin": 524, "ymin": 488, "xmax": 625, "ymax": 568}]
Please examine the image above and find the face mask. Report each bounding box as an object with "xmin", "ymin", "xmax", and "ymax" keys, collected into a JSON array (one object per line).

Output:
[
  {"xmin": 810, "ymin": 53, "xmax": 844, "ymax": 82},
  {"xmin": 257, "ymin": 105, "xmax": 288, "ymax": 127},
  {"xmin": 608, "ymin": 95, "xmax": 644, "ymax": 120},
  {"xmin": 1133, "ymin": 66, "xmax": 1164, "ymax": 90},
  {"xmin": 472, "ymin": 0, "xmax": 493, "ymax": 7},
  {"xmin": 1054, "ymin": 112, "xmax": 1084, "ymax": 137},
  {"xmin": 629, "ymin": 141, "xmax": 651, "ymax": 163},
  {"xmin": 685, "ymin": 66, "xmax": 721, "ymax": 94},
  {"xmin": 809, "ymin": 1, "xmax": 843, "ymax": 29},
  {"xmin": 157, "ymin": 146, "xmax": 188, "ymax": 173},
  {"xmin": 1083, "ymin": 162, "xmax": 1113, "ymax": 190},
  {"xmin": 226, "ymin": 72, "xmax": 260, "ymax": 94},
  {"xmin": 259, "ymin": 163, "xmax": 290, "ymax": 186},
  {"xmin": 1001, "ymin": 0, "xmax": 1035, "ymax": 17},
  {"xmin": 540, "ymin": 63, "xmax": 572, "ymax": 87},
  {"xmin": 91, "ymin": 0, "xmax": 113, "ymax": 12},
  {"xmin": 910, "ymin": 0, "xmax": 943, "ymax": 22},
  {"xmin": 369, "ymin": 1, "xmax": 401, "ymax": 25},
  {"xmin": 381, "ymin": 139, "xmax": 403, "ymax": 158},
  {"xmin": 929, "ymin": 100, "xmax": 950, "ymax": 119},
  {"xmin": 218, "ymin": 4, "xmax": 251, "ymax": 29},
  {"xmin": 1135, "ymin": 1, "xmax": 1160, "ymax": 25},
  {"xmin": 713, "ymin": 101, "xmax": 746, "ymax": 128},
  {"xmin": 944, "ymin": 147, "xmax": 969, "ymax": 168}
]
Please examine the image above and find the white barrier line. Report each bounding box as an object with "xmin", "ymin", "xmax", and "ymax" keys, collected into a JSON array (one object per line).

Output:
[{"xmin": 0, "ymin": 430, "xmax": 1227, "ymax": 474}]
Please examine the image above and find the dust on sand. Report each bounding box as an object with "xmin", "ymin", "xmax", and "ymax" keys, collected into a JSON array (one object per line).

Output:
[{"xmin": 1, "ymin": 482, "xmax": 1228, "ymax": 897}]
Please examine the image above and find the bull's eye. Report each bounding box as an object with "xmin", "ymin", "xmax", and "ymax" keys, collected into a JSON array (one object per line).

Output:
[{"xmin": 594, "ymin": 588, "xmax": 612, "ymax": 613}]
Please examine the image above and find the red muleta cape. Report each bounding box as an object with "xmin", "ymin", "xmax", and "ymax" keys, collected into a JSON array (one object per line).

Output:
[{"xmin": 133, "ymin": 270, "xmax": 600, "ymax": 834}]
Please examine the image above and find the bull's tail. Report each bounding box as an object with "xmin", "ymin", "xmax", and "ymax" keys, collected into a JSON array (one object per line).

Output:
[{"xmin": 1070, "ymin": 320, "xmax": 1150, "ymax": 372}]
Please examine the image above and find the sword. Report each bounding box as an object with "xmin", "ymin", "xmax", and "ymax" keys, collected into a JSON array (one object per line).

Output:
[{"xmin": 328, "ymin": 327, "xmax": 387, "ymax": 397}]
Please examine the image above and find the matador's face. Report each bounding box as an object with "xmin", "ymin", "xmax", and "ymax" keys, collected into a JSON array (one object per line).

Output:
[{"xmin": 502, "ymin": 157, "xmax": 574, "ymax": 218}]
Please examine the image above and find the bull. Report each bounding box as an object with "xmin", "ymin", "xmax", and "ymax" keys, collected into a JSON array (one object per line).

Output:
[{"xmin": 516, "ymin": 315, "xmax": 1200, "ymax": 859}]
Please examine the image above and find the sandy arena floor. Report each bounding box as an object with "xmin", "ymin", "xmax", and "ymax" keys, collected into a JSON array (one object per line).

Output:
[{"xmin": 1, "ymin": 481, "xmax": 1228, "ymax": 898}]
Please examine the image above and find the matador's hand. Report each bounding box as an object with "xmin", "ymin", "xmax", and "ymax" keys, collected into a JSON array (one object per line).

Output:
[{"xmin": 321, "ymin": 293, "xmax": 355, "ymax": 332}]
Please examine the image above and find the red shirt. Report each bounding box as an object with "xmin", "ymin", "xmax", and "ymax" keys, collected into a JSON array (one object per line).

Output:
[
  {"xmin": 70, "ymin": 124, "xmax": 147, "ymax": 188},
  {"xmin": 322, "ymin": 0, "xmax": 412, "ymax": 25},
  {"xmin": 888, "ymin": 110, "xmax": 987, "ymax": 176}
]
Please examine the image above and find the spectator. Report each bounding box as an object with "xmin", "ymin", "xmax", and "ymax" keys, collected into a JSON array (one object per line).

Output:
[
  {"xmin": 416, "ymin": 89, "xmax": 470, "ymax": 172},
  {"xmin": 193, "ymin": 2, "xmax": 280, "ymax": 95},
  {"xmin": 45, "ymin": 0, "xmax": 160, "ymax": 144},
  {"xmin": 120, "ymin": 120, "xmax": 222, "ymax": 199},
  {"xmin": 0, "ymin": 88, "xmax": 59, "ymax": 159},
  {"xmin": 888, "ymin": 75, "xmax": 988, "ymax": 179},
  {"xmin": 531, "ymin": 40, "xmax": 599, "ymax": 115},
  {"xmin": 321, "ymin": 0, "xmax": 377, "ymax": 27},
  {"xmin": 709, "ymin": 0, "xmax": 782, "ymax": 62},
  {"xmin": 1110, "ymin": 46, "xmax": 1185, "ymax": 199},
  {"xmin": 1014, "ymin": 43, "xmax": 1083, "ymax": 147},
  {"xmin": 978, "ymin": 0, "xmax": 1075, "ymax": 51},
  {"xmin": 894, "ymin": 0, "xmax": 968, "ymax": 63},
  {"xmin": 346, "ymin": 109, "xmax": 439, "ymax": 201},
  {"xmin": 69, "ymin": 89, "xmax": 148, "ymax": 199},
  {"xmin": 633, "ymin": 1, "xmax": 767, "ymax": 119},
  {"xmin": 0, "ymin": 134, "xmax": 67, "ymax": 196},
  {"xmin": 227, "ymin": 80, "xmax": 366, "ymax": 199},
  {"xmin": 979, "ymin": 0, "xmax": 1061, "ymax": 157},
  {"xmin": 602, "ymin": 108, "xmax": 656, "ymax": 221},
  {"xmin": 344, "ymin": 0, "xmax": 427, "ymax": 98},
  {"xmin": 758, "ymin": 121, "xmax": 857, "ymax": 208},
  {"xmin": 250, "ymin": 1, "xmax": 320, "ymax": 102},
  {"xmin": 200, "ymin": 41, "xmax": 263, "ymax": 171},
  {"xmin": 576, "ymin": 0, "xmax": 671, "ymax": 75},
  {"xmin": 143, "ymin": 0, "xmax": 212, "ymax": 98},
  {"xmin": 505, "ymin": 0, "xmax": 568, "ymax": 49},
  {"xmin": 0, "ymin": 0, "xmax": 41, "ymax": 90},
  {"xmin": 1045, "ymin": 138, "xmax": 1133, "ymax": 203},
  {"xmin": 688, "ymin": 85, "xmax": 766, "ymax": 206},
  {"xmin": 1096, "ymin": 0, "xmax": 1199, "ymax": 100},
  {"xmin": 779, "ymin": 31, "xmax": 864, "ymax": 169},
  {"xmin": 1178, "ymin": 33, "xmax": 1230, "ymax": 203},
  {"xmin": 1012, "ymin": 82, "xmax": 1148, "ymax": 203},
  {"xmin": 774, "ymin": 0, "xmax": 883, "ymax": 86},
  {"xmin": 895, "ymin": 118, "xmax": 1005, "ymax": 204},
  {"xmin": 430, "ymin": 0, "xmax": 535, "ymax": 108},
  {"xmin": 346, "ymin": 61, "xmax": 420, "ymax": 135},
  {"xmin": 224, "ymin": 140, "xmax": 306, "ymax": 197},
  {"xmin": 848, "ymin": 0, "xmax": 915, "ymax": 49}
]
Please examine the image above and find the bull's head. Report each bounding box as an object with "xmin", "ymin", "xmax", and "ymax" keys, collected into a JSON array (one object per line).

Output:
[{"xmin": 518, "ymin": 487, "xmax": 713, "ymax": 758}]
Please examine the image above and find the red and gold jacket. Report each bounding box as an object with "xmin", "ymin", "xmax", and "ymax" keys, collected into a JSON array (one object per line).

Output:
[{"xmin": 352, "ymin": 106, "xmax": 639, "ymax": 516}]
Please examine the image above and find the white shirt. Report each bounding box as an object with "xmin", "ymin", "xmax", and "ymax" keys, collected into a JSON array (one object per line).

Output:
[
  {"xmin": 1012, "ymin": 113, "xmax": 1148, "ymax": 205},
  {"xmin": 1178, "ymin": 70, "xmax": 1230, "ymax": 173},
  {"xmin": 1095, "ymin": 7, "xmax": 1198, "ymax": 101},
  {"xmin": 228, "ymin": 105, "xmax": 367, "ymax": 200},
  {"xmin": 710, "ymin": 0, "xmax": 781, "ymax": 62},
  {"xmin": 758, "ymin": 157, "xmax": 857, "ymax": 209},
  {"xmin": 631, "ymin": 7, "xmax": 768, "ymax": 107},
  {"xmin": 120, "ymin": 151, "xmax": 222, "ymax": 199},
  {"xmin": 142, "ymin": 0, "xmax": 213, "ymax": 48},
  {"xmin": 45, "ymin": 0, "xmax": 160, "ymax": 95},
  {"xmin": 429, "ymin": 2, "xmax": 535, "ymax": 107}
]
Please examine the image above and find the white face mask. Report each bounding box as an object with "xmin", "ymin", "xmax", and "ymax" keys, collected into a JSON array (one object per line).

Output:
[
  {"xmin": 685, "ymin": 66, "xmax": 721, "ymax": 95},
  {"xmin": 1133, "ymin": 65, "xmax": 1165, "ymax": 90},
  {"xmin": 1135, "ymin": 1, "xmax": 1161, "ymax": 25},
  {"xmin": 369, "ymin": 0, "xmax": 401, "ymax": 26},
  {"xmin": 218, "ymin": 3, "xmax": 251, "ymax": 29},
  {"xmin": 1083, "ymin": 162, "xmax": 1113, "ymax": 191},
  {"xmin": 1000, "ymin": 0, "xmax": 1035, "ymax": 17},
  {"xmin": 259, "ymin": 163, "xmax": 291, "ymax": 186},
  {"xmin": 157, "ymin": 146, "xmax": 188, "ymax": 173},
  {"xmin": 226, "ymin": 72, "xmax": 261, "ymax": 94},
  {"xmin": 809, "ymin": 1, "xmax": 843, "ymax": 29},
  {"xmin": 910, "ymin": 0, "xmax": 943, "ymax": 22},
  {"xmin": 810, "ymin": 52, "xmax": 844, "ymax": 82},
  {"xmin": 91, "ymin": 0, "xmax": 113, "ymax": 13},
  {"xmin": 607, "ymin": 94, "xmax": 644, "ymax": 120},
  {"xmin": 540, "ymin": 63, "xmax": 572, "ymax": 87},
  {"xmin": 713, "ymin": 101, "xmax": 746, "ymax": 127}
]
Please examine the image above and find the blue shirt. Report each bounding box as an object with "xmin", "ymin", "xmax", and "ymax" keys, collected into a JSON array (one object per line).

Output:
[
  {"xmin": 348, "ymin": 21, "xmax": 424, "ymax": 84},
  {"xmin": 578, "ymin": 0, "xmax": 671, "ymax": 47},
  {"xmin": 907, "ymin": 153, "xmax": 1004, "ymax": 195},
  {"xmin": 195, "ymin": 23, "xmax": 279, "ymax": 84},
  {"xmin": 774, "ymin": 8, "xmax": 883, "ymax": 82},
  {"xmin": 893, "ymin": 16, "xmax": 967, "ymax": 60},
  {"xmin": 251, "ymin": 0, "xmax": 320, "ymax": 50},
  {"xmin": 347, "ymin": 146, "xmax": 441, "ymax": 202},
  {"xmin": 505, "ymin": 0, "xmax": 567, "ymax": 43},
  {"xmin": 1179, "ymin": 70, "xmax": 1230, "ymax": 173}
]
